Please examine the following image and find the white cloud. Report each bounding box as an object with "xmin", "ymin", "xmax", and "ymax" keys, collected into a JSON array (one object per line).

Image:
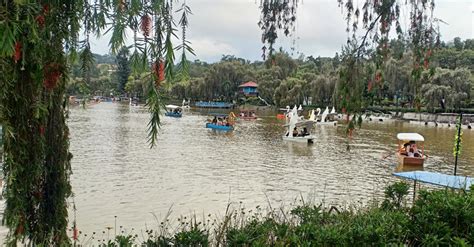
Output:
[
  {"xmin": 88, "ymin": 0, "xmax": 474, "ymax": 61},
  {"xmin": 189, "ymin": 38, "xmax": 238, "ymax": 61}
]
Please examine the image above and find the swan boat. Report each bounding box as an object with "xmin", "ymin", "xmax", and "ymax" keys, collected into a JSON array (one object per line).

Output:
[{"xmin": 282, "ymin": 106, "xmax": 316, "ymax": 143}]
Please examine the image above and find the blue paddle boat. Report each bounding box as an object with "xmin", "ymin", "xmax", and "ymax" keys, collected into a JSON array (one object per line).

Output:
[
  {"xmin": 205, "ymin": 123, "xmax": 233, "ymax": 131},
  {"xmin": 206, "ymin": 112, "xmax": 236, "ymax": 131},
  {"xmin": 165, "ymin": 105, "xmax": 183, "ymax": 118}
]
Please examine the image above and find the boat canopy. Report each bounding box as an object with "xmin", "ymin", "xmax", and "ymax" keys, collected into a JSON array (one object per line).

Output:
[
  {"xmin": 165, "ymin": 104, "xmax": 182, "ymax": 110},
  {"xmin": 397, "ymin": 133, "xmax": 424, "ymax": 142},
  {"xmin": 393, "ymin": 171, "xmax": 473, "ymax": 190}
]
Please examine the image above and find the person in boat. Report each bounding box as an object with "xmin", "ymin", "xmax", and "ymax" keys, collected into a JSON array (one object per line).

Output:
[
  {"xmin": 212, "ymin": 116, "xmax": 218, "ymax": 124},
  {"xmin": 302, "ymin": 127, "xmax": 309, "ymax": 136},
  {"xmin": 409, "ymin": 141, "xmax": 422, "ymax": 157},
  {"xmin": 293, "ymin": 127, "xmax": 298, "ymax": 137},
  {"xmin": 401, "ymin": 143, "xmax": 410, "ymax": 156}
]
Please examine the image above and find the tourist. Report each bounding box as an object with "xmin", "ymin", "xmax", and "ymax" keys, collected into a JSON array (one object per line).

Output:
[{"xmin": 302, "ymin": 127, "xmax": 308, "ymax": 136}]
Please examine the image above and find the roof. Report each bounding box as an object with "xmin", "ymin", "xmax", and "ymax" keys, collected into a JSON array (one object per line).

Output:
[
  {"xmin": 397, "ymin": 133, "xmax": 424, "ymax": 142},
  {"xmin": 393, "ymin": 171, "xmax": 473, "ymax": 190},
  {"xmin": 238, "ymin": 81, "xmax": 258, "ymax": 88}
]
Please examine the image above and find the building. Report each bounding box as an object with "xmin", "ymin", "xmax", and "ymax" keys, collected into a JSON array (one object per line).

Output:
[{"xmin": 238, "ymin": 81, "xmax": 258, "ymax": 97}]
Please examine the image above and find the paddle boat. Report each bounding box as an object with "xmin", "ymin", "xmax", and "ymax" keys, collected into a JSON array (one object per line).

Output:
[
  {"xmin": 206, "ymin": 112, "xmax": 236, "ymax": 131},
  {"xmin": 181, "ymin": 99, "xmax": 191, "ymax": 109},
  {"xmin": 282, "ymin": 106, "xmax": 316, "ymax": 143},
  {"xmin": 308, "ymin": 106, "xmax": 337, "ymax": 126},
  {"xmin": 396, "ymin": 133, "xmax": 426, "ymax": 166},
  {"xmin": 164, "ymin": 105, "xmax": 183, "ymax": 118},
  {"xmin": 239, "ymin": 109, "xmax": 257, "ymax": 120}
]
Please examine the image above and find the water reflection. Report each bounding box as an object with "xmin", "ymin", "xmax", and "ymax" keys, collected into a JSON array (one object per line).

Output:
[{"xmin": 67, "ymin": 103, "xmax": 474, "ymax": 233}]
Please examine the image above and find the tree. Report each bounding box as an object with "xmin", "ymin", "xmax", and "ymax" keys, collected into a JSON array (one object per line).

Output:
[
  {"xmin": 258, "ymin": 0, "xmax": 439, "ymax": 133},
  {"xmin": 453, "ymin": 37, "xmax": 463, "ymax": 51},
  {"xmin": 464, "ymin": 39, "xmax": 474, "ymax": 50},
  {"xmin": 256, "ymin": 67, "xmax": 284, "ymax": 105},
  {"xmin": 116, "ymin": 47, "xmax": 131, "ymax": 94},
  {"xmin": 0, "ymin": 0, "xmax": 192, "ymax": 245},
  {"xmin": 420, "ymin": 68, "xmax": 471, "ymax": 112}
]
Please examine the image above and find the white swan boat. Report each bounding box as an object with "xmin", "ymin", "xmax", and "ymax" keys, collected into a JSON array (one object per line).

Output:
[
  {"xmin": 309, "ymin": 106, "xmax": 337, "ymax": 126},
  {"xmin": 282, "ymin": 106, "xmax": 316, "ymax": 144}
]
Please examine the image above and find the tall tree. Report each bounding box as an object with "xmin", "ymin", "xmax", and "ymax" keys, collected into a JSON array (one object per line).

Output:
[
  {"xmin": 0, "ymin": 0, "xmax": 192, "ymax": 245},
  {"xmin": 116, "ymin": 47, "xmax": 131, "ymax": 94}
]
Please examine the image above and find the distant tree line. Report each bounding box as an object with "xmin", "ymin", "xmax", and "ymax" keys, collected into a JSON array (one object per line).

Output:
[{"xmin": 67, "ymin": 38, "xmax": 474, "ymax": 112}]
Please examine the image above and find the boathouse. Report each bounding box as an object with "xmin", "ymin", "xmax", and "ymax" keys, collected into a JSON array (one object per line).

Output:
[{"xmin": 238, "ymin": 81, "xmax": 258, "ymax": 97}]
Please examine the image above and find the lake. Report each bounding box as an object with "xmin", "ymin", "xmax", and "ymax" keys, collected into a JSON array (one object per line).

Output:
[{"xmin": 66, "ymin": 102, "xmax": 473, "ymax": 233}]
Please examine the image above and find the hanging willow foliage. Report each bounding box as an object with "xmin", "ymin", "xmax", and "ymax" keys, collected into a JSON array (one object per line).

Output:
[
  {"xmin": 258, "ymin": 0, "xmax": 438, "ymax": 133},
  {"xmin": 0, "ymin": 0, "xmax": 192, "ymax": 245}
]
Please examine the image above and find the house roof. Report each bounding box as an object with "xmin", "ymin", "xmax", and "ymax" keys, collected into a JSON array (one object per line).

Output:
[{"xmin": 238, "ymin": 81, "xmax": 258, "ymax": 88}]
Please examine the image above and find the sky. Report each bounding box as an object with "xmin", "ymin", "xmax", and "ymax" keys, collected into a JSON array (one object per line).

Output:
[{"xmin": 89, "ymin": 0, "xmax": 474, "ymax": 62}]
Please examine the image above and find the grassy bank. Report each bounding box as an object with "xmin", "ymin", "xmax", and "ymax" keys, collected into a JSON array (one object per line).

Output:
[{"xmin": 75, "ymin": 182, "xmax": 473, "ymax": 246}]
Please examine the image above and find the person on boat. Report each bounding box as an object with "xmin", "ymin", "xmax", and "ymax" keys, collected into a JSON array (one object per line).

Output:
[
  {"xmin": 410, "ymin": 142, "xmax": 422, "ymax": 157},
  {"xmin": 401, "ymin": 143, "xmax": 410, "ymax": 156},
  {"xmin": 212, "ymin": 116, "xmax": 217, "ymax": 124},
  {"xmin": 302, "ymin": 127, "xmax": 309, "ymax": 136},
  {"xmin": 293, "ymin": 127, "xmax": 298, "ymax": 137}
]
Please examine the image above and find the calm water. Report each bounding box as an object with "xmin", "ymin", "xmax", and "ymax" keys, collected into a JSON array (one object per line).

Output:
[{"xmin": 66, "ymin": 103, "xmax": 473, "ymax": 233}]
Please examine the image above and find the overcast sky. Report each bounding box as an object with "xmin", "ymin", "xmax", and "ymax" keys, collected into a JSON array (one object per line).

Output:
[{"xmin": 89, "ymin": 0, "xmax": 474, "ymax": 62}]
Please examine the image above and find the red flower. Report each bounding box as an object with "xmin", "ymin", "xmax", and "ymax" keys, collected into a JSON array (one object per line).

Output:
[
  {"xmin": 43, "ymin": 63, "xmax": 62, "ymax": 90},
  {"xmin": 152, "ymin": 61, "xmax": 165, "ymax": 86},
  {"xmin": 43, "ymin": 4, "xmax": 49, "ymax": 15},
  {"xmin": 73, "ymin": 227, "xmax": 78, "ymax": 240},
  {"xmin": 140, "ymin": 15, "xmax": 152, "ymax": 37},
  {"xmin": 13, "ymin": 41, "xmax": 21, "ymax": 63},
  {"xmin": 36, "ymin": 15, "xmax": 45, "ymax": 28}
]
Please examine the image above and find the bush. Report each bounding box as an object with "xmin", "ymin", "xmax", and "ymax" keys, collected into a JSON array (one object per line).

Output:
[
  {"xmin": 409, "ymin": 189, "xmax": 474, "ymax": 245},
  {"xmin": 80, "ymin": 183, "xmax": 473, "ymax": 246}
]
